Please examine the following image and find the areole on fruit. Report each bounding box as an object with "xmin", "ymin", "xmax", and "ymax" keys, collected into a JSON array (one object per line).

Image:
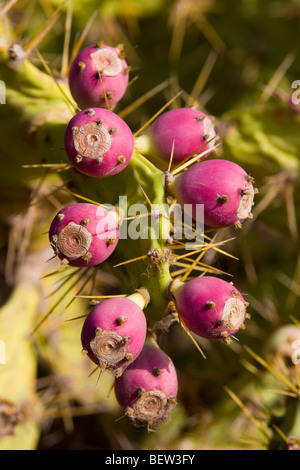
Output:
[
  {"xmin": 202, "ymin": 113, "xmax": 216, "ymax": 148},
  {"xmin": 127, "ymin": 389, "xmax": 172, "ymax": 424},
  {"xmin": 221, "ymin": 296, "xmax": 247, "ymax": 333},
  {"xmin": 89, "ymin": 329, "xmax": 130, "ymax": 369},
  {"xmin": 90, "ymin": 47, "xmax": 123, "ymax": 77},
  {"xmin": 56, "ymin": 221, "xmax": 93, "ymax": 259},
  {"xmin": 237, "ymin": 185, "xmax": 255, "ymax": 221},
  {"xmin": 72, "ymin": 121, "xmax": 111, "ymax": 161}
]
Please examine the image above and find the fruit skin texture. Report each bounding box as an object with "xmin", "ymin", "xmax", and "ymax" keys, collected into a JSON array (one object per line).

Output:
[
  {"xmin": 49, "ymin": 202, "xmax": 119, "ymax": 267},
  {"xmin": 172, "ymin": 276, "xmax": 247, "ymax": 341},
  {"xmin": 80, "ymin": 297, "xmax": 147, "ymax": 376},
  {"xmin": 68, "ymin": 44, "xmax": 129, "ymax": 109},
  {"xmin": 150, "ymin": 107, "xmax": 216, "ymax": 163},
  {"xmin": 114, "ymin": 344, "xmax": 178, "ymax": 427},
  {"xmin": 64, "ymin": 107, "xmax": 134, "ymax": 178},
  {"xmin": 168, "ymin": 159, "xmax": 255, "ymax": 227}
]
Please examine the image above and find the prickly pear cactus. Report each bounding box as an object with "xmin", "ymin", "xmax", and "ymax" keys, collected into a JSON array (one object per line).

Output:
[{"xmin": 1, "ymin": 0, "xmax": 300, "ymax": 451}]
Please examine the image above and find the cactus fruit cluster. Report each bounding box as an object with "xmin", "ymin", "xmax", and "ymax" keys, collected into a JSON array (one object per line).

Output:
[
  {"xmin": 1, "ymin": 0, "xmax": 300, "ymax": 451},
  {"xmin": 44, "ymin": 40, "xmax": 257, "ymax": 430}
]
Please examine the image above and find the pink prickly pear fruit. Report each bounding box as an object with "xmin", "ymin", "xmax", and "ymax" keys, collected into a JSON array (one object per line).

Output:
[
  {"xmin": 166, "ymin": 159, "xmax": 256, "ymax": 228},
  {"xmin": 81, "ymin": 290, "xmax": 149, "ymax": 377},
  {"xmin": 49, "ymin": 202, "xmax": 120, "ymax": 267},
  {"xmin": 68, "ymin": 43, "xmax": 130, "ymax": 109},
  {"xmin": 114, "ymin": 344, "xmax": 178, "ymax": 428},
  {"xmin": 149, "ymin": 107, "xmax": 217, "ymax": 163},
  {"xmin": 170, "ymin": 276, "xmax": 249, "ymax": 343},
  {"xmin": 64, "ymin": 107, "xmax": 134, "ymax": 178}
]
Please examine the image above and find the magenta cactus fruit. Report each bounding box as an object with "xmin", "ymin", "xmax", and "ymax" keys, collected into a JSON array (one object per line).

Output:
[
  {"xmin": 81, "ymin": 290, "xmax": 149, "ymax": 377},
  {"xmin": 114, "ymin": 344, "xmax": 178, "ymax": 428},
  {"xmin": 68, "ymin": 43, "xmax": 130, "ymax": 109},
  {"xmin": 149, "ymin": 107, "xmax": 216, "ymax": 163},
  {"xmin": 166, "ymin": 159, "xmax": 256, "ymax": 228},
  {"xmin": 64, "ymin": 107, "xmax": 134, "ymax": 178},
  {"xmin": 170, "ymin": 276, "xmax": 248, "ymax": 343},
  {"xmin": 49, "ymin": 202, "xmax": 120, "ymax": 267}
]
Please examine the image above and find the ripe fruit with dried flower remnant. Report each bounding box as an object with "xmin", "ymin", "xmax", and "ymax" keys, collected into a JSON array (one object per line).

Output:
[
  {"xmin": 149, "ymin": 107, "xmax": 217, "ymax": 163},
  {"xmin": 114, "ymin": 344, "xmax": 178, "ymax": 429},
  {"xmin": 170, "ymin": 276, "xmax": 249, "ymax": 343},
  {"xmin": 49, "ymin": 202, "xmax": 120, "ymax": 267},
  {"xmin": 68, "ymin": 43, "xmax": 130, "ymax": 109},
  {"xmin": 81, "ymin": 290, "xmax": 149, "ymax": 377},
  {"xmin": 165, "ymin": 159, "xmax": 257, "ymax": 228},
  {"xmin": 64, "ymin": 107, "xmax": 134, "ymax": 178}
]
